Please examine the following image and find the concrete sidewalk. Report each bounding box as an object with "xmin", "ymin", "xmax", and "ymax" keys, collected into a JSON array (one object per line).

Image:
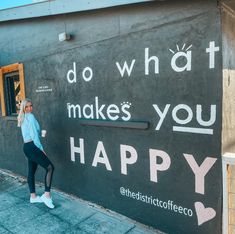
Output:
[{"xmin": 0, "ymin": 170, "xmax": 163, "ymax": 234}]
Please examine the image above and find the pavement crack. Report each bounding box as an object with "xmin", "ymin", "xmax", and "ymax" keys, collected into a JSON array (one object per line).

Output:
[{"xmin": 124, "ymin": 225, "xmax": 136, "ymax": 234}]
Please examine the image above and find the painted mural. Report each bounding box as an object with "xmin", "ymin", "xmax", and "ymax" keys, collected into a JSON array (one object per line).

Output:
[
  {"xmin": 0, "ymin": 1, "xmax": 222, "ymax": 233},
  {"xmin": 29, "ymin": 17, "xmax": 222, "ymax": 233}
]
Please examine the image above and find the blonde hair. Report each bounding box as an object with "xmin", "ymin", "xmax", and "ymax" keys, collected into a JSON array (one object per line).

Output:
[{"xmin": 17, "ymin": 98, "xmax": 32, "ymax": 127}]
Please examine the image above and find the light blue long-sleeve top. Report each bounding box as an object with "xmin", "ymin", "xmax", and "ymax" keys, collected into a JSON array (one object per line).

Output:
[{"xmin": 21, "ymin": 113, "xmax": 43, "ymax": 151}]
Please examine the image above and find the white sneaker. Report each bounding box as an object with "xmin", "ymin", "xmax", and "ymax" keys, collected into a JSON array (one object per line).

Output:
[
  {"xmin": 30, "ymin": 196, "xmax": 43, "ymax": 203},
  {"xmin": 40, "ymin": 194, "xmax": 55, "ymax": 209}
]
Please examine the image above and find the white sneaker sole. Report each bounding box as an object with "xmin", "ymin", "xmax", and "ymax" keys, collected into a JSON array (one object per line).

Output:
[
  {"xmin": 30, "ymin": 196, "xmax": 43, "ymax": 203},
  {"xmin": 40, "ymin": 195, "xmax": 55, "ymax": 209}
]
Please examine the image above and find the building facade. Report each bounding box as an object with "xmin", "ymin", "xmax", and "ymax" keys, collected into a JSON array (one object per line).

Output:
[{"xmin": 0, "ymin": 0, "xmax": 231, "ymax": 233}]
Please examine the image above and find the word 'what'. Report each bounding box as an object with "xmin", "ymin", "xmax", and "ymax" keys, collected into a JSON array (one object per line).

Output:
[{"xmin": 66, "ymin": 41, "xmax": 219, "ymax": 83}]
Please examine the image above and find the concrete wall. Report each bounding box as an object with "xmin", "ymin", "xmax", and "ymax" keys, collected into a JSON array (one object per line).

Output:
[
  {"xmin": 222, "ymin": 1, "xmax": 235, "ymax": 233},
  {"xmin": 0, "ymin": 0, "xmax": 153, "ymax": 22},
  {"xmin": 0, "ymin": 1, "xmax": 222, "ymax": 233}
]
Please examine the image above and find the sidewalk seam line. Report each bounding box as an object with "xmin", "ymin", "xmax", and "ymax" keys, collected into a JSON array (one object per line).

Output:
[{"xmin": 124, "ymin": 225, "xmax": 136, "ymax": 234}]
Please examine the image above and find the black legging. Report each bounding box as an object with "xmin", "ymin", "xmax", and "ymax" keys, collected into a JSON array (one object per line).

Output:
[{"xmin": 23, "ymin": 142, "xmax": 54, "ymax": 193}]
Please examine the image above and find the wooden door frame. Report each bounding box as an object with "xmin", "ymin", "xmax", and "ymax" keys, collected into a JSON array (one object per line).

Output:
[{"xmin": 0, "ymin": 63, "xmax": 25, "ymax": 116}]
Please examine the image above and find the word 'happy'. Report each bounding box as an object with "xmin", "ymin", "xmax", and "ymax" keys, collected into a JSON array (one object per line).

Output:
[{"xmin": 70, "ymin": 137, "xmax": 217, "ymax": 195}]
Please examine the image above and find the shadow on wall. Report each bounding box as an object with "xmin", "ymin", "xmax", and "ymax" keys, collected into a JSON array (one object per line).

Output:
[{"xmin": 222, "ymin": 1, "xmax": 235, "ymax": 71}]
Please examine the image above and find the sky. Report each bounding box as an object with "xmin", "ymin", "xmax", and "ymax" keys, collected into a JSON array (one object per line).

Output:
[{"xmin": 0, "ymin": 0, "xmax": 46, "ymax": 10}]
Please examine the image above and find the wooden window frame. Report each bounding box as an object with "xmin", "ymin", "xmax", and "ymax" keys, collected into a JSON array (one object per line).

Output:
[{"xmin": 0, "ymin": 63, "xmax": 25, "ymax": 117}]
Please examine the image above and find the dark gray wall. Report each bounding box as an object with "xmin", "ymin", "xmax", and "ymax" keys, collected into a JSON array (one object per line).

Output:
[{"xmin": 0, "ymin": 1, "xmax": 222, "ymax": 233}]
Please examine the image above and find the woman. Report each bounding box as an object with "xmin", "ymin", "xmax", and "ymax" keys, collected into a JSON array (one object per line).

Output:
[{"xmin": 17, "ymin": 98, "xmax": 55, "ymax": 209}]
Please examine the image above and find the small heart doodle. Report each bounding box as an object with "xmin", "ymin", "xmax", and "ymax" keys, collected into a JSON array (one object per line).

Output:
[{"xmin": 194, "ymin": 202, "xmax": 216, "ymax": 226}]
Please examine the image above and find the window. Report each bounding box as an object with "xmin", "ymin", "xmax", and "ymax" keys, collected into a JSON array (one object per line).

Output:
[{"xmin": 0, "ymin": 63, "xmax": 25, "ymax": 117}]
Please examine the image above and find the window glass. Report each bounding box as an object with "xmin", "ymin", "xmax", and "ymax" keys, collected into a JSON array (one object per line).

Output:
[{"xmin": 4, "ymin": 72, "xmax": 21, "ymax": 115}]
